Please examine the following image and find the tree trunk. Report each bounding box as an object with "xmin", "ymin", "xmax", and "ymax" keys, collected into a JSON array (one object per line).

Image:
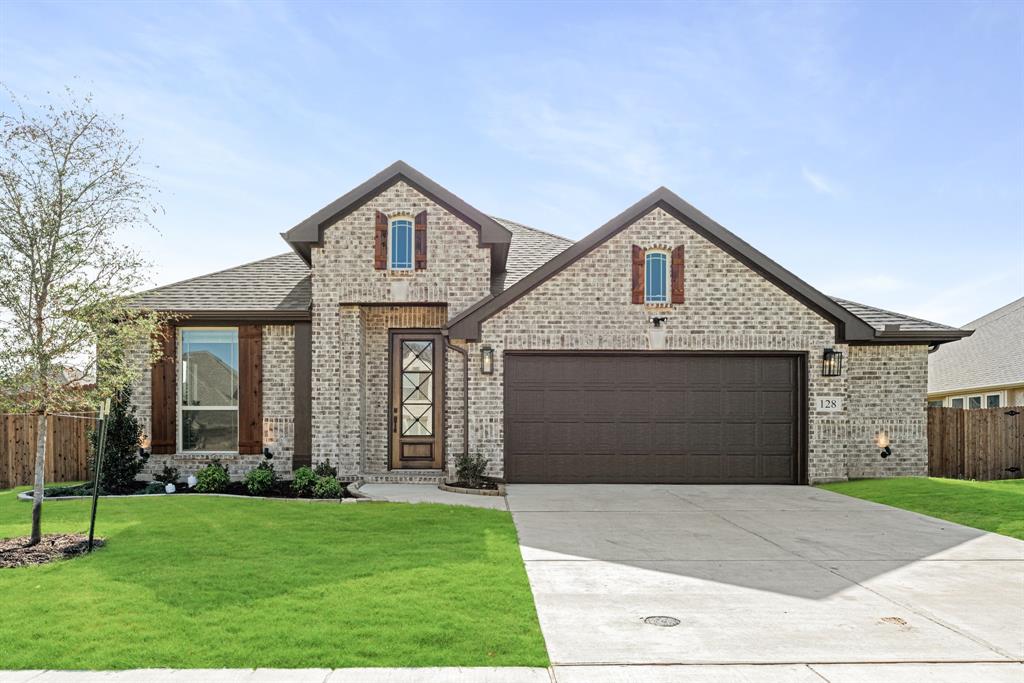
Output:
[{"xmin": 29, "ymin": 412, "xmax": 46, "ymax": 546}]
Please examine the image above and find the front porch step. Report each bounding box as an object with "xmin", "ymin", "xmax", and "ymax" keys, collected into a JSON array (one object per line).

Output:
[{"xmin": 360, "ymin": 471, "xmax": 446, "ymax": 485}]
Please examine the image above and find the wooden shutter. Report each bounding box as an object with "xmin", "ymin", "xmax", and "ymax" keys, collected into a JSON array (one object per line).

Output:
[
  {"xmin": 414, "ymin": 210, "xmax": 427, "ymax": 270},
  {"xmin": 374, "ymin": 211, "xmax": 388, "ymax": 270},
  {"xmin": 237, "ymin": 324, "xmax": 263, "ymax": 455},
  {"xmin": 671, "ymin": 245, "xmax": 685, "ymax": 304},
  {"xmin": 150, "ymin": 326, "xmax": 177, "ymax": 455},
  {"xmin": 631, "ymin": 245, "xmax": 645, "ymax": 304}
]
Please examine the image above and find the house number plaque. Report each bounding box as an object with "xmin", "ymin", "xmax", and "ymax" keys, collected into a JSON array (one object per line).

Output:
[{"xmin": 816, "ymin": 397, "xmax": 843, "ymax": 412}]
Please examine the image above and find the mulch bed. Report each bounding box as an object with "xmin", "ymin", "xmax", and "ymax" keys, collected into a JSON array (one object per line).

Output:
[
  {"xmin": 449, "ymin": 480, "xmax": 500, "ymax": 491},
  {"xmin": 0, "ymin": 534, "xmax": 103, "ymax": 568}
]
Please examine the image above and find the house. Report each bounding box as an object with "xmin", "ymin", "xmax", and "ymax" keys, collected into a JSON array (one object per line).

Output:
[
  {"xmin": 928, "ymin": 297, "xmax": 1023, "ymax": 409},
  {"xmin": 128, "ymin": 161, "xmax": 970, "ymax": 485}
]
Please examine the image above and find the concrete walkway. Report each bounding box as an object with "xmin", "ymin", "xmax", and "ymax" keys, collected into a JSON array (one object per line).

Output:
[
  {"xmin": 507, "ymin": 484, "xmax": 1024, "ymax": 674},
  {"xmin": 355, "ymin": 483, "xmax": 507, "ymax": 509}
]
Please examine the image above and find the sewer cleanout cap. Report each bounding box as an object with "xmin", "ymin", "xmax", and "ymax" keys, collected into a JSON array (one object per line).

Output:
[{"xmin": 643, "ymin": 616, "xmax": 681, "ymax": 627}]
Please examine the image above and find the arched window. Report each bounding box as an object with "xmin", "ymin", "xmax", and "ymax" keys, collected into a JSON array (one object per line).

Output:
[
  {"xmin": 645, "ymin": 251, "xmax": 668, "ymax": 304},
  {"xmin": 390, "ymin": 218, "xmax": 414, "ymax": 271}
]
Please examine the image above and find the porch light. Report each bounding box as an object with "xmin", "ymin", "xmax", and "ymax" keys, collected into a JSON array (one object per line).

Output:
[
  {"xmin": 822, "ymin": 348, "xmax": 843, "ymax": 377},
  {"xmin": 480, "ymin": 346, "xmax": 494, "ymax": 375},
  {"xmin": 876, "ymin": 431, "xmax": 892, "ymax": 459}
]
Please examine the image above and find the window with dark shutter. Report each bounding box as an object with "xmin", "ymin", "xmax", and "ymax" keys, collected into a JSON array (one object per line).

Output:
[
  {"xmin": 671, "ymin": 245, "xmax": 685, "ymax": 304},
  {"xmin": 414, "ymin": 210, "xmax": 427, "ymax": 270},
  {"xmin": 374, "ymin": 210, "xmax": 388, "ymax": 270},
  {"xmin": 150, "ymin": 326, "xmax": 177, "ymax": 455},
  {"xmin": 631, "ymin": 245, "xmax": 645, "ymax": 304}
]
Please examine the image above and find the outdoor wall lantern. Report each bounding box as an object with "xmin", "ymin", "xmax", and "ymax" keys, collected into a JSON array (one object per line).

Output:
[
  {"xmin": 480, "ymin": 346, "xmax": 494, "ymax": 375},
  {"xmin": 877, "ymin": 431, "xmax": 892, "ymax": 459},
  {"xmin": 822, "ymin": 348, "xmax": 843, "ymax": 377}
]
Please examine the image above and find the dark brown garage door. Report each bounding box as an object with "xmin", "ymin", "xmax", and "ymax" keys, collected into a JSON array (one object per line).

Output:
[{"xmin": 504, "ymin": 353, "xmax": 802, "ymax": 484}]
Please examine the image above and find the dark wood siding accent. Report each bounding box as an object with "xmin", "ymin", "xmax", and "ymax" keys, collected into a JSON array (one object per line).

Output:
[
  {"xmin": 150, "ymin": 326, "xmax": 177, "ymax": 455},
  {"xmin": 237, "ymin": 324, "xmax": 263, "ymax": 455},
  {"xmin": 414, "ymin": 210, "xmax": 427, "ymax": 270},
  {"xmin": 631, "ymin": 245, "xmax": 645, "ymax": 304},
  {"xmin": 374, "ymin": 210, "xmax": 388, "ymax": 270},
  {"xmin": 504, "ymin": 353, "xmax": 801, "ymax": 484},
  {"xmin": 292, "ymin": 322, "xmax": 312, "ymax": 469},
  {"xmin": 671, "ymin": 244, "xmax": 685, "ymax": 304}
]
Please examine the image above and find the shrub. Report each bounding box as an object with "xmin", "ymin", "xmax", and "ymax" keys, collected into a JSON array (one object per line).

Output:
[
  {"xmin": 143, "ymin": 481, "xmax": 165, "ymax": 495},
  {"xmin": 154, "ymin": 464, "xmax": 179, "ymax": 485},
  {"xmin": 455, "ymin": 452, "xmax": 489, "ymax": 487},
  {"xmin": 195, "ymin": 460, "xmax": 230, "ymax": 493},
  {"xmin": 312, "ymin": 475, "xmax": 342, "ymax": 499},
  {"xmin": 292, "ymin": 466, "xmax": 317, "ymax": 497},
  {"xmin": 89, "ymin": 387, "xmax": 149, "ymax": 494},
  {"xmin": 313, "ymin": 461, "xmax": 338, "ymax": 479},
  {"xmin": 244, "ymin": 467, "xmax": 275, "ymax": 496}
]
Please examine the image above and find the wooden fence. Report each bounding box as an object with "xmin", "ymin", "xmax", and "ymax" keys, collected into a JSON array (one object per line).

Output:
[
  {"xmin": 0, "ymin": 414, "xmax": 95, "ymax": 489},
  {"xmin": 928, "ymin": 406, "xmax": 1023, "ymax": 480}
]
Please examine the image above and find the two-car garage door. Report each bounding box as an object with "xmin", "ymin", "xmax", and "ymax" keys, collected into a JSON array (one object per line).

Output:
[{"xmin": 504, "ymin": 353, "xmax": 802, "ymax": 484}]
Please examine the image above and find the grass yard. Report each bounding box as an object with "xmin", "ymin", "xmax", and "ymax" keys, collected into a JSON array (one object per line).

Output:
[
  {"xmin": 0, "ymin": 487, "xmax": 547, "ymax": 670},
  {"xmin": 820, "ymin": 477, "xmax": 1024, "ymax": 541}
]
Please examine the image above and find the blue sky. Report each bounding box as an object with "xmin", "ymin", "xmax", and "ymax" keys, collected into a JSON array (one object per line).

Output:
[{"xmin": 1, "ymin": 1, "xmax": 1021, "ymax": 326}]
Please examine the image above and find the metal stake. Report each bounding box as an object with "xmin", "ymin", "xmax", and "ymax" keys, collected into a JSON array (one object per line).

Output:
[{"xmin": 87, "ymin": 398, "xmax": 111, "ymax": 552}]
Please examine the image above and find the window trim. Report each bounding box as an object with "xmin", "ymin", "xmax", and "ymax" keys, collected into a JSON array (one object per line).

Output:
[
  {"xmin": 644, "ymin": 249, "xmax": 670, "ymax": 305},
  {"xmin": 986, "ymin": 393, "xmax": 1001, "ymax": 408},
  {"xmin": 178, "ymin": 326, "xmax": 240, "ymax": 454},
  {"xmin": 950, "ymin": 397, "xmax": 965, "ymax": 409},
  {"xmin": 389, "ymin": 216, "xmax": 415, "ymax": 272}
]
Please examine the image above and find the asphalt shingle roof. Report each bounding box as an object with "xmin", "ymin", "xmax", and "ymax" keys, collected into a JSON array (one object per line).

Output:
[
  {"xmin": 130, "ymin": 252, "xmax": 310, "ymax": 312},
  {"xmin": 928, "ymin": 297, "xmax": 1024, "ymax": 394},
  {"xmin": 829, "ymin": 297, "xmax": 961, "ymax": 333},
  {"xmin": 129, "ymin": 218, "xmax": 962, "ymax": 345}
]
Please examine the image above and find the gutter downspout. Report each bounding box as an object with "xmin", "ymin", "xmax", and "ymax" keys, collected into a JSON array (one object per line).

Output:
[{"xmin": 442, "ymin": 330, "xmax": 470, "ymax": 474}]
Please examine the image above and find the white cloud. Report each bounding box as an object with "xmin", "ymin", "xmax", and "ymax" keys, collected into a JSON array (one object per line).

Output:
[{"xmin": 801, "ymin": 166, "xmax": 841, "ymax": 196}]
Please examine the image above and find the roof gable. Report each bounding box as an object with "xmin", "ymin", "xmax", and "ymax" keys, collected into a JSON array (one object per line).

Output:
[
  {"xmin": 283, "ymin": 161, "xmax": 512, "ymax": 271},
  {"xmin": 447, "ymin": 187, "xmax": 967, "ymax": 344},
  {"xmin": 928, "ymin": 296, "xmax": 1024, "ymax": 393}
]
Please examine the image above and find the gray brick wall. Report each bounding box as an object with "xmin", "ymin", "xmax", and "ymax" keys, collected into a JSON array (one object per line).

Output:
[{"xmin": 468, "ymin": 207, "xmax": 927, "ymax": 483}]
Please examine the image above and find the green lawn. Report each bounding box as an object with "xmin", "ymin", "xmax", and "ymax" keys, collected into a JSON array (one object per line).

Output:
[
  {"xmin": 0, "ymin": 487, "xmax": 547, "ymax": 669},
  {"xmin": 820, "ymin": 477, "xmax": 1024, "ymax": 541}
]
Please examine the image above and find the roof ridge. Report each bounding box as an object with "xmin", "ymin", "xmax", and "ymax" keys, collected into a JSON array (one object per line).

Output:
[
  {"xmin": 490, "ymin": 216, "xmax": 574, "ymax": 244},
  {"xmin": 133, "ymin": 252, "xmax": 306, "ymax": 298},
  {"xmin": 830, "ymin": 296, "xmax": 959, "ymax": 330},
  {"xmin": 963, "ymin": 296, "xmax": 1024, "ymax": 328}
]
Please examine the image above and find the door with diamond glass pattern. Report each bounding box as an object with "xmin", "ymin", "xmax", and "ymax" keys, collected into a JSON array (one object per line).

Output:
[{"xmin": 390, "ymin": 333, "xmax": 444, "ymax": 469}]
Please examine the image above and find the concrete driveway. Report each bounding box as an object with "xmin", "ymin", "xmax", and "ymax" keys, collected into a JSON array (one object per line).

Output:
[{"xmin": 507, "ymin": 484, "xmax": 1024, "ymax": 679}]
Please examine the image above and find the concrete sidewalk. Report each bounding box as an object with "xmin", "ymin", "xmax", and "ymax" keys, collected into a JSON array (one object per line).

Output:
[{"xmin": 4, "ymin": 663, "xmax": 1024, "ymax": 681}]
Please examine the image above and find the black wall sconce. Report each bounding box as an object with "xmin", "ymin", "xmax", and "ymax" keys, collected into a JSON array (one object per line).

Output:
[
  {"xmin": 822, "ymin": 348, "xmax": 843, "ymax": 377},
  {"xmin": 480, "ymin": 346, "xmax": 494, "ymax": 375},
  {"xmin": 877, "ymin": 432, "xmax": 892, "ymax": 459}
]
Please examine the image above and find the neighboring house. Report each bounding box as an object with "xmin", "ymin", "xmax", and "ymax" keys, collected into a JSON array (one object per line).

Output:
[
  {"xmin": 928, "ymin": 297, "xmax": 1024, "ymax": 409},
  {"xmin": 128, "ymin": 161, "xmax": 969, "ymax": 485}
]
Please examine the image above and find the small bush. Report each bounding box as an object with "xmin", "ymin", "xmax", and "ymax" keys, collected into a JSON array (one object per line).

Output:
[
  {"xmin": 313, "ymin": 461, "xmax": 338, "ymax": 479},
  {"xmin": 455, "ymin": 452, "xmax": 489, "ymax": 487},
  {"xmin": 154, "ymin": 464, "xmax": 179, "ymax": 485},
  {"xmin": 195, "ymin": 460, "xmax": 230, "ymax": 493},
  {"xmin": 292, "ymin": 466, "xmax": 317, "ymax": 497},
  {"xmin": 245, "ymin": 467, "xmax": 275, "ymax": 496},
  {"xmin": 143, "ymin": 481, "xmax": 165, "ymax": 495},
  {"xmin": 312, "ymin": 475, "xmax": 342, "ymax": 499},
  {"xmin": 89, "ymin": 387, "xmax": 149, "ymax": 494}
]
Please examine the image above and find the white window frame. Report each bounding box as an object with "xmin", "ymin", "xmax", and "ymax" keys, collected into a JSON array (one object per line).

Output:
[
  {"xmin": 389, "ymin": 216, "xmax": 415, "ymax": 272},
  {"xmin": 950, "ymin": 397, "xmax": 965, "ymax": 409},
  {"xmin": 985, "ymin": 393, "xmax": 1002, "ymax": 409},
  {"xmin": 644, "ymin": 249, "xmax": 670, "ymax": 305},
  {"xmin": 178, "ymin": 326, "xmax": 240, "ymax": 454}
]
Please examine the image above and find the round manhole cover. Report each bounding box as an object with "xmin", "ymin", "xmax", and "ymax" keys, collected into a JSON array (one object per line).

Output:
[{"xmin": 644, "ymin": 616, "xmax": 680, "ymax": 627}]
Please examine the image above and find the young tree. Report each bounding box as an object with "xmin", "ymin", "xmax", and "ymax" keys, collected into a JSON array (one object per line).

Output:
[{"xmin": 0, "ymin": 88, "xmax": 166, "ymax": 545}]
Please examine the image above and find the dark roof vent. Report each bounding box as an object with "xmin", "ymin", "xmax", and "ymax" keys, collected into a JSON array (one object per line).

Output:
[{"xmin": 884, "ymin": 324, "xmax": 902, "ymax": 332}]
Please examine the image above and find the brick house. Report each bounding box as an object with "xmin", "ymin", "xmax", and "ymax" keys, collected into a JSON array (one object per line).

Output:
[{"xmin": 128, "ymin": 161, "xmax": 969, "ymax": 485}]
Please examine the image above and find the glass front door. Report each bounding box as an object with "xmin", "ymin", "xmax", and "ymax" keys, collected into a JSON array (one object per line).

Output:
[{"xmin": 390, "ymin": 333, "xmax": 443, "ymax": 469}]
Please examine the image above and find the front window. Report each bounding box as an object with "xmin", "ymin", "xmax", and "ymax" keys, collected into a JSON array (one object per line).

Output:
[
  {"xmin": 390, "ymin": 218, "xmax": 414, "ymax": 271},
  {"xmin": 951, "ymin": 398, "xmax": 965, "ymax": 409},
  {"xmin": 645, "ymin": 251, "xmax": 668, "ymax": 304},
  {"xmin": 180, "ymin": 328, "xmax": 239, "ymax": 451},
  {"xmin": 987, "ymin": 394, "xmax": 1001, "ymax": 408},
  {"xmin": 968, "ymin": 396, "xmax": 982, "ymax": 410}
]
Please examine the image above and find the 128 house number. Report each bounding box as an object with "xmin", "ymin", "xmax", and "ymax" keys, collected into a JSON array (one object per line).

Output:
[{"xmin": 816, "ymin": 397, "xmax": 843, "ymax": 412}]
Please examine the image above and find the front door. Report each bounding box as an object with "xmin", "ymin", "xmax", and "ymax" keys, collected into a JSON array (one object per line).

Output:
[{"xmin": 390, "ymin": 332, "xmax": 444, "ymax": 469}]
